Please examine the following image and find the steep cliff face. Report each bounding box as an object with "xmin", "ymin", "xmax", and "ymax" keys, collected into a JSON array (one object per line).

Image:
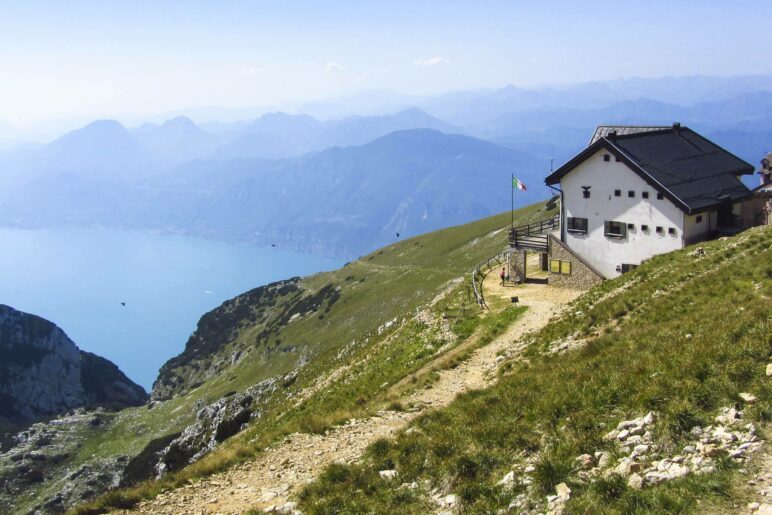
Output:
[
  {"xmin": 151, "ymin": 277, "xmax": 342, "ymax": 401},
  {"xmin": 0, "ymin": 305, "xmax": 147, "ymax": 426}
]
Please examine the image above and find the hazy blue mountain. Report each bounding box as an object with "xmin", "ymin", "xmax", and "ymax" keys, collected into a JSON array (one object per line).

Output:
[
  {"xmin": 0, "ymin": 129, "xmax": 549, "ymax": 257},
  {"xmin": 0, "ymin": 107, "xmax": 461, "ymax": 189},
  {"xmin": 421, "ymin": 84, "xmax": 626, "ymax": 126},
  {"xmin": 471, "ymin": 93, "xmax": 772, "ymax": 170},
  {"xmin": 148, "ymin": 129, "xmax": 548, "ymax": 256},
  {"xmin": 288, "ymin": 89, "xmax": 422, "ymax": 120},
  {"xmin": 132, "ymin": 116, "xmax": 221, "ymax": 166},
  {"xmin": 0, "ymin": 120, "xmax": 154, "ymax": 187},
  {"xmin": 213, "ymin": 108, "xmax": 463, "ymax": 160},
  {"xmin": 707, "ymin": 128, "xmax": 772, "ymax": 173},
  {"xmin": 418, "ymin": 75, "xmax": 772, "ymax": 127},
  {"xmin": 32, "ymin": 120, "xmax": 155, "ymax": 178},
  {"xmin": 325, "ymin": 107, "xmax": 463, "ymax": 144},
  {"xmin": 131, "ymin": 105, "xmax": 271, "ymax": 125},
  {"xmin": 214, "ymin": 112, "xmax": 324, "ymax": 159},
  {"xmin": 591, "ymin": 74, "xmax": 772, "ymax": 106}
]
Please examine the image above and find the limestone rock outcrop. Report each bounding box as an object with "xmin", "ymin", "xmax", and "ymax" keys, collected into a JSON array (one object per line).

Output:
[{"xmin": 0, "ymin": 304, "xmax": 147, "ymax": 426}]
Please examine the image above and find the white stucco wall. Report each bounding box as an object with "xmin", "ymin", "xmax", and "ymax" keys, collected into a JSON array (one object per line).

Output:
[
  {"xmin": 683, "ymin": 212, "xmax": 712, "ymax": 244},
  {"xmin": 560, "ymin": 149, "xmax": 684, "ymax": 278}
]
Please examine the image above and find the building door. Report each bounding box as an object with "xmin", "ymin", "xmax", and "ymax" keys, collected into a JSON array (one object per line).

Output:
[{"xmin": 717, "ymin": 203, "xmax": 733, "ymax": 227}]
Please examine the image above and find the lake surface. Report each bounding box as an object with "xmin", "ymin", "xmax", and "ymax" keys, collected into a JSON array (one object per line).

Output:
[{"xmin": 0, "ymin": 228, "xmax": 341, "ymax": 391}]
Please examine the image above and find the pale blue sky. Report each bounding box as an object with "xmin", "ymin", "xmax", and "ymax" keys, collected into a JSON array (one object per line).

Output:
[{"xmin": 1, "ymin": 0, "xmax": 771, "ymax": 123}]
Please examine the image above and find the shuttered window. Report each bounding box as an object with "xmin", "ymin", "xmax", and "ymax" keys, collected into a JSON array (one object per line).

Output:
[
  {"xmin": 604, "ymin": 220, "xmax": 627, "ymax": 238},
  {"xmin": 566, "ymin": 217, "xmax": 588, "ymax": 234}
]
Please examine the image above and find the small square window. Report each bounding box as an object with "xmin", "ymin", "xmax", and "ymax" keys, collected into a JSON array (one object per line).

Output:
[
  {"xmin": 668, "ymin": 227, "xmax": 676, "ymax": 236},
  {"xmin": 628, "ymin": 190, "xmax": 635, "ymax": 198},
  {"xmin": 614, "ymin": 189, "xmax": 621, "ymax": 197},
  {"xmin": 604, "ymin": 220, "xmax": 627, "ymax": 238},
  {"xmin": 642, "ymin": 191, "xmax": 649, "ymax": 199},
  {"xmin": 657, "ymin": 193, "xmax": 664, "ymax": 200},
  {"xmin": 656, "ymin": 226, "xmax": 664, "ymax": 234},
  {"xmin": 641, "ymin": 224, "xmax": 649, "ymax": 231},
  {"xmin": 615, "ymin": 156, "xmax": 622, "ymax": 162},
  {"xmin": 627, "ymin": 223, "xmax": 635, "ymax": 229},
  {"xmin": 567, "ymin": 217, "xmax": 588, "ymax": 234},
  {"xmin": 696, "ymin": 215, "xmax": 703, "ymax": 223},
  {"xmin": 603, "ymin": 154, "xmax": 611, "ymax": 162}
]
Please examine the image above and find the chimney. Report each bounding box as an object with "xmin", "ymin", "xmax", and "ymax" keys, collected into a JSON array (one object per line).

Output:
[{"xmin": 673, "ymin": 122, "xmax": 681, "ymax": 132}]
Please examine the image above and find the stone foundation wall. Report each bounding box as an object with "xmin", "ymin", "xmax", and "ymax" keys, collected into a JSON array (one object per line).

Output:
[
  {"xmin": 548, "ymin": 235, "xmax": 604, "ymax": 289},
  {"xmin": 508, "ymin": 249, "xmax": 526, "ymax": 283}
]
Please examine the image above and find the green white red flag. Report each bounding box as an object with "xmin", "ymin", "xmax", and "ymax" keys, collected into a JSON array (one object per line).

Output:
[{"xmin": 512, "ymin": 177, "xmax": 527, "ymax": 191}]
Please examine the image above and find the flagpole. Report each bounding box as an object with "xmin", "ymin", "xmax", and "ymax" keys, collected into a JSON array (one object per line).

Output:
[{"xmin": 511, "ymin": 173, "xmax": 514, "ymax": 229}]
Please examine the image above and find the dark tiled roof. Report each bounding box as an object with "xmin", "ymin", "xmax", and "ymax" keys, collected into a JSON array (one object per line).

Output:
[
  {"xmin": 589, "ymin": 125, "xmax": 670, "ymax": 145},
  {"xmin": 546, "ymin": 125, "xmax": 754, "ymax": 214}
]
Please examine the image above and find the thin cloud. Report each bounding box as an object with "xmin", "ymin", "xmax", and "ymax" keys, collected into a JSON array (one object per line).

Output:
[
  {"xmin": 413, "ymin": 56, "xmax": 450, "ymax": 67},
  {"xmin": 325, "ymin": 62, "xmax": 345, "ymax": 73},
  {"xmin": 239, "ymin": 66, "xmax": 263, "ymax": 77}
]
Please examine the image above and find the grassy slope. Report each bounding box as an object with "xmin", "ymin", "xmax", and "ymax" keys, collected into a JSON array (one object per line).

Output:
[
  {"xmin": 67, "ymin": 201, "xmax": 555, "ymax": 514},
  {"xmin": 299, "ymin": 226, "xmax": 772, "ymax": 514}
]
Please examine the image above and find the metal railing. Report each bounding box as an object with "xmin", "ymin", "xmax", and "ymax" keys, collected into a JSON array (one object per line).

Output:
[
  {"xmin": 471, "ymin": 250, "xmax": 509, "ymax": 310},
  {"xmin": 508, "ymin": 215, "xmax": 560, "ymax": 248}
]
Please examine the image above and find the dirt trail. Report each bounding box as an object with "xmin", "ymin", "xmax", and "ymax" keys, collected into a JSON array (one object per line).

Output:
[{"xmin": 124, "ymin": 276, "xmax": 580, "ymax": 515}]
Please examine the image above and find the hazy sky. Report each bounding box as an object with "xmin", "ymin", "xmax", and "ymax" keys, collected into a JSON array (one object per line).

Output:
[{"xmin": 1, "ymin": 0, "xmax": 771, "ymax": 124}]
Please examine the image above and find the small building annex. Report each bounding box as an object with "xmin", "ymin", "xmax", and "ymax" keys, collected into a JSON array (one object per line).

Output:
[{"xmin": 510, "ymin": 124, "xmax": 760, "ymax": 286}]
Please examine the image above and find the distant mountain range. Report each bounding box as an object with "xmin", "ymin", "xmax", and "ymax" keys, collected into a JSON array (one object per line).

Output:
[
  {"xmin": 0, "ymin": 128, "xmax": 548, "ymax": 257},
  {"xmin": 0, "ymin": 74, "xmax": 770, "ymax": 257}
]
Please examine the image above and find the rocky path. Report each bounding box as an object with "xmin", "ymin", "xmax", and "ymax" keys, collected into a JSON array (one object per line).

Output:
[
  {"xmin": 125, "ymin": 278, "xmax": 580, "ymax": 515},
  {"xmin": 746, "ymin": 450, "xmax": 772, "ymax": 514}
]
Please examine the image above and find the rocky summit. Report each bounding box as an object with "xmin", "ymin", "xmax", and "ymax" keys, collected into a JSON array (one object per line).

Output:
[{"xmin": 0, "ymin": 304, "xmax": 148, "ymax": 428}]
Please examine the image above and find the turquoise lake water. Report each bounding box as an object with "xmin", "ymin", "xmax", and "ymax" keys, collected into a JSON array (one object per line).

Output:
[{"xmin": 0, "ymin": 228, "xmax": 341, "ymax": 391}]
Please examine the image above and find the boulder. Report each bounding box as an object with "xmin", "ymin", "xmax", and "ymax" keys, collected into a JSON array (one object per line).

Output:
[
  {"xmin": 627, "ymin": 473, "xmax": 644, "ymax": 490},
  {"xmin": 575, "ymin": 454, "xmax": 594, "ymax": 470},
  {"xmin": 597, "ymin": 452, "xmax": 612, "ymax": 469},
  {"xmin": 555, "ymin": 482, "xmax": 571, "ymax": 501},
  {"xmin": 739, "ymin": 392, "xmax": 758, "ymax": 404}
]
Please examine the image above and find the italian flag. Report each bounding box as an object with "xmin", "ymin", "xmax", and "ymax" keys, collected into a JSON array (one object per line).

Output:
[{"xmin": 512, "ymin": 177, "xmax": 527, "ymax": 191}]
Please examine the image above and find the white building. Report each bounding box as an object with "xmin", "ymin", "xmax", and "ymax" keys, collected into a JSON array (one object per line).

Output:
[{"xmin": 543, "ymin": 124, "xmax": 756, "ymax": 278}]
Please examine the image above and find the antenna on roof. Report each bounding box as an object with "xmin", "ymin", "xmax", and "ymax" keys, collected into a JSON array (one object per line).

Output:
[{"xmin": 673, "ymin": 122, "xmax": 681, "ymax": 131}]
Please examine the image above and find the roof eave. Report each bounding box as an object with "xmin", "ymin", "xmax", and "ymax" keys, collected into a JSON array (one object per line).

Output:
[
  {"xmin": 545, "ymin": 136, "xmax": 693, "ymax": 213},
  {"xmin": 544, "ymin": 138, "xmax": 608, "ymax": 185},
  {"xmin": 687, "ymin": 190, "xmax": 757, "ymax": 215}
]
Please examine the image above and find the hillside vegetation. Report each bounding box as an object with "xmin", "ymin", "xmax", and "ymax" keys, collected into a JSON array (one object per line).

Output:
[
  {"xmin": 59, "ymin": 201, "xmax": 555, "ymax": 514},
  {"xmin": 299, "ymin": 227, "xmax": 771, "ymax": 513}
]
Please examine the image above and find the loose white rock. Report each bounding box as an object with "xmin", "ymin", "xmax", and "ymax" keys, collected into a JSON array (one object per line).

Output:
[
  {"xmin": 627, "ymin": 473, "xmax": 644, "ymax": 490},
  {"xmin": 555, "ymin": 482, "xmax": 571, "ymax": 500},
  {"xmin": 378, "ymin": 470, "xmax": 398, "ymax": 480},
  {"xmin": 498, "ymin": 471, "xmax": 515, "ymax": 486}
]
